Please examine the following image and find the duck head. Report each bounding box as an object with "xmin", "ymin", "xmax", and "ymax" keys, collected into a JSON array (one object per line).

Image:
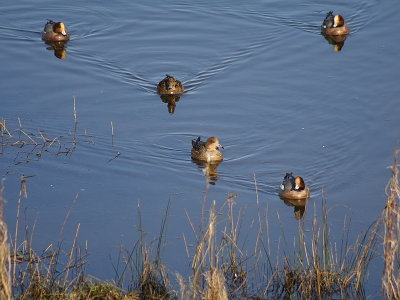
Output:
[
  {"xmin": 53, "ymin": 22, "xmax": 68, "ymax": 36},
  {"xmin": 333, "ymin": 14, "xmax": 346, "ymax": 28},
  {"xmin": 294, "ymin": 176, "xmax": 306, "ymax": 191},
  {"xmin": 205, "ymin": 137, "xmax": 223, "ymax": 150}
]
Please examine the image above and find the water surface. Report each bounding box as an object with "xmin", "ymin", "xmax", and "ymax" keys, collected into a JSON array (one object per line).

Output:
[{"xmin": 1, "ymin": 0, "xmax": 399, "ymax": 295}]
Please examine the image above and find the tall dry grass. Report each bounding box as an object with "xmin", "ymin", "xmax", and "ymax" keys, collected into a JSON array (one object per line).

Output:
[
  {"xmin": 179, "ymin": 185, "xmax": 380, "ymax": 299},
  {"xmin": 2, "ymin": 134, "xmax": 400, "ymax": 298},
  {"xmin": 0, "ymin": 185, "xmax": 12, "ymax": 300},
  {"xmin": 278, "ymin": 199, "xmax": 380, "ymax": 299},
  {"xmin": 382, "ymin": 150, "xmax": 400, "ymax": 299},
  {"xmin": 8, "ymin": 176, "xmax": 90, "ymax": 299},
  {"xmin": 112, "ymin": 200, "xmax": 174, "ymax": 299},
  {"xmin": 178, "ymin": 199, "xmax": 228, "ymax": 300},
  {"xmin": 1, "ymin": 174, "xmax": 384, "ymax": 300}
]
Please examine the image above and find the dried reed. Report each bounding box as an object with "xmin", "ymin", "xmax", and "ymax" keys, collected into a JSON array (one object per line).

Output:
[
  {"xmin": 382, "ymin": 150, "xmax": 400, "ymax": 299},
  {"xmin": 0, "ymin": 185, "xmax": 12, "ymax": 300},
  {"xmin": 2, "ymin": 137, "xmax": 399, "ymax": 299}
]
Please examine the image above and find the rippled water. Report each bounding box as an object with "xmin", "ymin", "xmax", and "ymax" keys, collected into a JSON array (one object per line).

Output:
[{"xmin": 1, "ymin": 0, "xmax": 399, "ymax": 295}]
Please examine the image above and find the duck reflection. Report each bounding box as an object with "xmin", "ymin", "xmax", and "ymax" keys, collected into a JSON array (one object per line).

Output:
[
  {"xmin": 160, "ymin": 94, "xmax": 181, "ymax": 114},
  {"xmin": 192, "ymin": 160, "xmax": 221, "ymax": 185},
  {"xmin": 44, "ymin": 41, "xmax": 68, "ymax": 60},
  {"xmin": 280, "ymin": 197, "xmax": 308, "ymax": 220},
  {"xmin": 322, "ymin": 34, "xmax": 347, "ymax": 52}
]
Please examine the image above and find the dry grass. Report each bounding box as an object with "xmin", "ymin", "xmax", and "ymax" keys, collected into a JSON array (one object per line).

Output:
[
  {"xmin": 8, "ymin": 176, "xmax": 87, "ymax": 299},
  {"xmin": 277, "ymin": 198, "xmax": 380, "ymax": 299},
  {"xmin": 0, "ymin": 116, "xmax": 94, "ymax": 166},
  {"xmin": 0, "ymin": 185, "xmax": 12, "ymax": 300},
  {"xmin": 0, "ymin": 175, "xmax": 383, "ymax": 300},
  {"xmin": 2, "ymin": 144, "xmax": 400, "ymax": 298},
  {"xmin": 382, "ymin": 150, "xmax": 400, "ymax": 299},
  {"xmin": 112, "ymin": 200, "xmax": 175, "ymax": 300},
  {"xmin": 178, "ymin": 188, "xmax": 379, "ymax": 299},
  {"xmin": 178, "ymin": 199, "xmax": 229, "ymax": 300}
]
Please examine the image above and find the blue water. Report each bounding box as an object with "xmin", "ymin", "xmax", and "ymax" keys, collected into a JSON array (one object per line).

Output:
[{"xmin": 1, "ymin": 0, "xmax": 399, "ymax": 296}]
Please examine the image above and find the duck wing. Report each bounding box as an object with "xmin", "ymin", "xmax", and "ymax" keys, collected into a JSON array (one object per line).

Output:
[{"xmin": 191, "ymin": 137, "xmax": 205, "ymax": 151}]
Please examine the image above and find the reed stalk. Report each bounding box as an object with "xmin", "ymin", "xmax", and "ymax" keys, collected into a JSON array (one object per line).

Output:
[
  {"xmin": 0, "ymin": 185, "xmax": 12, "ymax": 300},
  {"xmin": 382, "ymin": 150, "xmax": 400, "ymax": 299}
]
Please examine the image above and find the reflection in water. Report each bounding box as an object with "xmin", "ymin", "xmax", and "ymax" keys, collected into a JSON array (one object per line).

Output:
[
  {"xmin": 281, "ymin": 197, "xmax": 308, "ymax": 220},
  {"xmin": 192, "ymin": 160, "xmax": 221, "ymax": 185},
  {"xmin": 44, "ymin": 41, "xmax": 68, "ymax": 59},
  {"xmin": 322, "ymin": 34, "xmax": 347, "ymax": 52},
  {"xmin": 160, "ymin": 94, "xmax": 181, "ymax": 114}
]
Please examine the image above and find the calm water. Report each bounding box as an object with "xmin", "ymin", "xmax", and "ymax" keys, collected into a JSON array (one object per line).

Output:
[{"xmin": 1, "ymin": 0, "xmax": 399, "ymax": 296}]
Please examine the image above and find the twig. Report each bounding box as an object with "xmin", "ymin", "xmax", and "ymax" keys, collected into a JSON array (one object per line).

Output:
[
  {"xmin": 73, "ymin": 96, "xmax": 77, "ymax": 122},
  {"xmin": 12, "ymin": 175, "xmax": 28, "ymax": 284},
  {"xmin": 18, "ymin": 129, "xmax": 38, "ymax": 146},
  {"xmin": 111, "ymin": 121, "xmax": 114, "ymax": 146},
  {"xmin": 64, "ymin": 223, "xmax": 80, "ymax": 286},
  {"xmin": 107, "ymin": 151, "xmax": 121, "ymax": 163}
]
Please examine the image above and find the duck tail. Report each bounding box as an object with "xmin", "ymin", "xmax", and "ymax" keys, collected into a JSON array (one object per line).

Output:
[{"xmin": 192, "ymin": 136, "xmax": 201, "ymax": 147}]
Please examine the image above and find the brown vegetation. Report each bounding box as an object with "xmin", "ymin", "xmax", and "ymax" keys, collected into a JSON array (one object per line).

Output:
[
  {"xmin": 0, "ymin": 151, "xmax": 399, "ymax": 299},
  {"xmin": 382, "ymin": 150, "xmax": 400, "ymax": 299}
]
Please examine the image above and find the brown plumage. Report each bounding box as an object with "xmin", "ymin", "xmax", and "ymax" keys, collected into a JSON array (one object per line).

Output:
[
  {"xmin": 321, "ymin": 12, "xmax": 350, "ymax": 36},
  {"xmin": 279, "ymin": 173, "xmax": 310, "ymax": 200},
  {"xmin": 42, "ymin": 20, "xmax": 70, "ymax": 41},
  {"xmin": 191, "ymin": 137, "xmax": 223, "ymax": 163},
  {"xmin": 157, "ymin": 75, "xmax": 184, "ymax": 95}
]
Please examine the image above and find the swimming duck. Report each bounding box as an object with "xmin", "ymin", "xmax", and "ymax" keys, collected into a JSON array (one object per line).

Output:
[
  {"xmin": 191, "ymin": 137, "xmax": 223, "ymax": 163},
  {"xmin": 42, "ymin": 20, "xmax": 70, "ymax": 41},
  {"xmin": 321, "ymin": 11, "xmax": 350, "ymax": 36},
  {"xmin": 279, "ymin": 173, "xmax": 310, "ymax": 200},
  {"xmin": 157, "ymin": 75, "xmax": 184, "ymax": 95}
]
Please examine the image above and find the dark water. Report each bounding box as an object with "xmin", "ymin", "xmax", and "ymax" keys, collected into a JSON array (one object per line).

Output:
[{"xmin": 1, "ymin": 0, "xmax": 399, "ymax": 296}]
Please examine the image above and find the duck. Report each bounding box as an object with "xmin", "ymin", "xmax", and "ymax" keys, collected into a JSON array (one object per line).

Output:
[
  {"xmin": 279, "ymin": 172, "xmax": 310, "ymax": 200},
  {"xmin": 42, "ymin": 20, "xmax": 70, "ymax": 41},
  {"xmin": 321, "ymin": 11, "xmax": 350, "ymax": 36},
  {"xmin": 191, "ymin": 137, "xmax": 223, "ymax": 163},
  {"xmin": 157, "ymin": 75, "xmax": 184, "ymax": 95}
]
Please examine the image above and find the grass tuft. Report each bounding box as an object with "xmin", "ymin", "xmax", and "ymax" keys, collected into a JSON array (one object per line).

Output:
[{"xmin": 2, "ymin": 144, "xmax": 400, "ymax": 298}]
